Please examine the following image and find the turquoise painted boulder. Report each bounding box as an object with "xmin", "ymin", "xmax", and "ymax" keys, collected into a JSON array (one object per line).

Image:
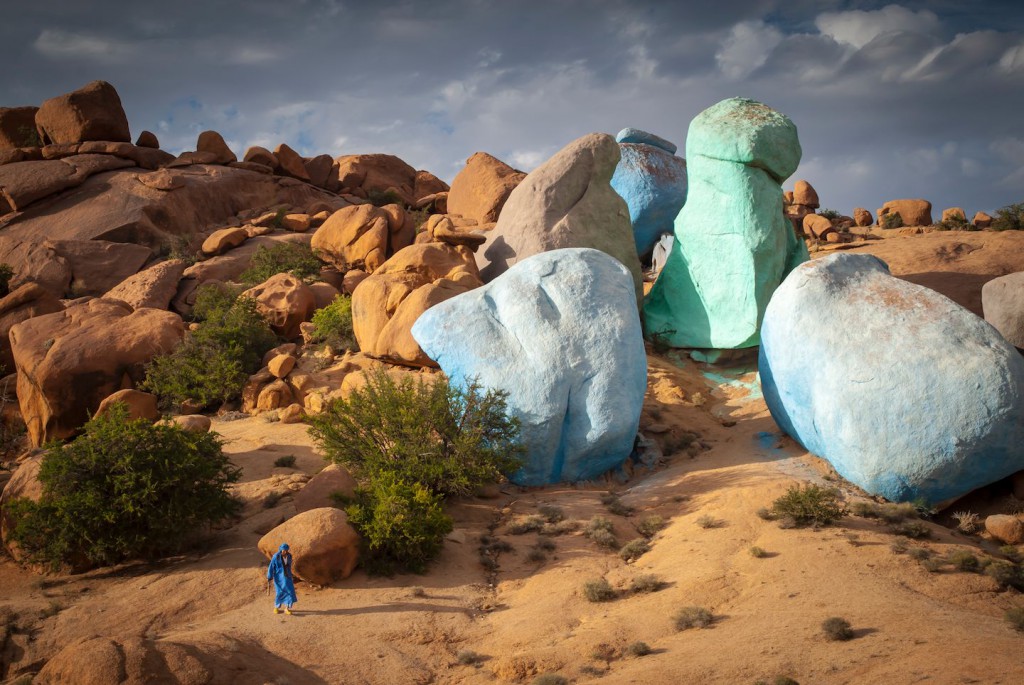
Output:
[
  {"xmin": 610, "ymin": 128, "xmax": 688, "ymax": 260},
  {"xmin": 760, "ymin": 253, "xmax": 1024, "ymax": 504},
  {"xmin": 644, "ymin": 98, "xmax": 808, "ymax": 349},
  {"xmin": 412, "ymin": 248, "xmax": 647, "ymax": 486}
]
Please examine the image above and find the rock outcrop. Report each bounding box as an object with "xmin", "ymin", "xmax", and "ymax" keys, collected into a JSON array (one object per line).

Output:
[
  {"xmin": 241, "ymin": 273, "xmax": 317, "ymax": 340},
  {"xmin": 878, "ymin": 199, "xmax": 932, "ymax": 227},
  {"xmin": 0, "ymin": 282, "xmax": 64, "ymax": 370},
  {"xmin": 352, "ymin": 242, "xmax": 482, "ymax": 366},
  {"xmin": 104, "ymin": 259, "xmax": 188, "ymax": 310},
  {"xmin": 446, "ymin": 152, "xmax": 525, "ymax": 225},
  {"xmin": 310, "ymin": 203, "xmax": 410, "ymax": 273},
  {"xmin": 413, "ymin": 248, "xmax": 646, "ymax": 485},
  {"xmin": 644, "ymin": 97, "xmax": 808, "ymax": 349},
  {"xmin": 760, "ymin": 253, "xmax": 1024, "ymax": 504},
  {"xmin": 10, "ymin": 299, "xmax": 184, "ymax": 446},
  {"xmin": 476, "ymin": 133, "xmax": 642, "ymax": 301},
  {"xmin": 258, "ymin": 507, "xmax": 360, "ymax": 586},
  {"xmin": 34, "ymin": 80, "xmax": 130, "ymax": 145},
  {"xmin": 610, "ymin": 127, "xmax": 687, "ymax": 260}
]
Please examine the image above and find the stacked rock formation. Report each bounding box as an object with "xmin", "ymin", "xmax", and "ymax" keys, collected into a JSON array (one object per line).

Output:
[{"xmin": 644, "ymin": 97, "xmax": 808, "ymax": 349}]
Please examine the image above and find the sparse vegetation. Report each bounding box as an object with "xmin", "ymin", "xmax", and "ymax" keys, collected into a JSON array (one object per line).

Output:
[
  {"xmin": 5, "ymin": 405, "xmax": 240, "ymax": 570},
  {"xmin": 457, "ymin": 649, "xmax": 483, "ymax": 666},
  {"xmin": 937, "ymin": 214, "xmax": 971, "ymax": 231},
  {"xmin": 239, "ymin": 242, "xmax": 323, "ymax": 285},
  {"xmin": 1001, "ymin": 545, "xmax": 1023, "ymax": 564},
  {"xmin": 890, "ymin": 539, "xmax": 909, "ymax": 554},
  {"xmin": 1006, "ymin": 606, "xmax": 1024, "ymax": 632},
  {"xmin": 584, "ymin": 516, "xmax": 618, "ymax": 550},
  {"xmin": 821, "ymin": 617, "xmax": 854, "ymax": 641},
  {"xmin": 366, "ymin": 189, "xmax": 405, "ymax": 207},
  {"xmin": 770, "ymin": 484, "xmax": 845, "ymax": 527},
  {"xmin": 309, "ymin": 296, "xmax": 356, "ymax": 350},
  {"xmin": 538, "ymin": 504, "xmax": 564, "ymax": 523},
  {"xmin": 947, "ymin": 550, "xmax": 981, "ymax": 572},
  {"xmin": 991, "ymin": 202, "xmax": 1024, "ymax": 231},
  {"xmin": 674, "ymin": 606, "xmax": 714, "ymax": 630},
  {"xmin": 619, "ymin": 538, "xmax": 650, "ymax": 562},
  {"xmin": 749, "ymin": 546, "xmax": 768, "ymax": 558},
  {"xmin": 891, "ymin": 520, "xmax": 931, "ymax": 539},
  {"xmin": 309, "ymin": 369, "xmax": 523, "ymax": 498},
  {"xmin": 0, "ymin": 263, "xmax": 14, "ymax": 297},
  {"xmin": 625, "ymin": 641, "xmax": 651, "ymax": 657},
  {"xmin": 583, "ymin": 578, "xmax": 616, "ymax": 603},
  {"xmin": 881, "ymin": 212, "xmax": 905, "ymax": 229},
  {"xmin": 636, "ymin": 514, "xmax": 665, "ymax": 538},
  {"xmin": 508, "ymin": 514, "xmax": 546, "ymax": 535},
  {"xmin": 16, "ymin": 125, "xmax": 42, "ymax": 147},
  {"xmin": 819, "ymin": 208, "xmax": 840, "ymax": 220},
  {"xmin": 343, "ymin": 472, "xmax": 453, "ymax": 575},
  {"xmin": 986, "ymin": 561, "xmax": 1024, "ymax": 591},
  {"xmin": 531, "ymin": 674, "xmax": 568, "ymax": 685},
  {"xmin": 629, "ymin": 574, "xmax": 665, "ymax": 593},
  {"xmin": 143, "ymin": 285, "xmax": 277, "ymax": 409},
  {"xmin": 601, "ymin": 492, "xmax": 634, "ymax": 516},
  {"xmin": 273, "ymin": 455, "xmax": 297, "ymax": 468},
  {"xmin": 696, "ymin": 514, "xmax": 721, "ymax": 529},
  {"xmin": 952, "ymin": 511, "xmax": 981, "ymax": 534}
]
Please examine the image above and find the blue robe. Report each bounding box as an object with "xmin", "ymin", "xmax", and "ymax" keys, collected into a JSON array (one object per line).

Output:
[{"xmin": 267, "ymin": 551, "xmax": 297, "ymax": 607}]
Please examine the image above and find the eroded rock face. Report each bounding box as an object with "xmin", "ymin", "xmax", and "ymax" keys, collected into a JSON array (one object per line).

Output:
[
  {"xmin": 0, "ymin": 154, "xmax": 134, "ymax": 210},
  {"xmin": 10, "ymin": 299, "xmax": 184, "ymax": 446},
  {"xmin": 413, "ymin": 248, "xmax": 646, "ymax": 485},
  {"xmin": 258, "ymin": 507, "xmax": 360, "ymax": 586},
  {"xmin": 446, "ymin": 152, "xmax": 526, "ymax": 225},
  {"xmin": 310, "ymin": 204, "xmax": 391, "ymax": 273},
  {"xmin": 352, "ymin": 242, "xmax": 482, "ymax": 366},
  {"xmin": 760, "ymin": 253, "xmax": 1024, "ymax": 504},
  {"xmin": 982, "ymin": 271, "xmax": 1024, "ymax": 349},
  {"xmin": 644, "ymin": 97, "xmax": 808, "ymax": 350},
  {"xmin": 241, "ymin": 273, "xmax": 317, "ymax": 340},
  {"xmin": 333, "ymin": 153, "xmax": 417, "ymax": 204},
  {"xmin": 34, "ymin": 80, "xmax": 131, "ymax": 145},
  {"xmin": 476, "ymin": 133, "xmax": 642, "ymax": 302},
  {"xmin": 104, "ymin": 259, "xmax": 187, "ymax": 310},
  {"xmin": 610, "ymin": 128, "xmax": 687, "ymax": 260},
  {"xmin": 0, "ymin": 283, "xmax": 64, "ymax": 370}
]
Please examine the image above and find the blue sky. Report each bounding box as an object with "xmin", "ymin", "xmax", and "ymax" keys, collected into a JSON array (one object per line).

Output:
[{"xmin": 3, "ymin": 0, "xmax": 1023, "ymax": 215}]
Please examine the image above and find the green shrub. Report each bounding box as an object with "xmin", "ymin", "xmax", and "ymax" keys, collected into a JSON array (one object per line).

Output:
[
  {"xmin": 456, "ymin": 649, "xmax": 483, "ymax": 665},
  {"xmin": 629, "ymin": 574, "xmax": 664, "ymax": 593},
  {"xmin": 343, "ymin": 472, "xmax": 453, "ymax": 575},
  {"xmin": 308, "ymin": 369, "xmax": 523, "ymax": 498},
  {"xmin": 309, "ymin": 296, "xmax": 356, "ymax": 350},
  {"xmin": 366, "ymin": 189, "xmax": 405, "ymax": 207},
  {"xmin": 821, "ymin": 617, "xmax": 854, "ymax": 641},
  {"xmin": 937, "ymin": 215, "xmax": 970, "ymax": 231},
  {"xmin": 5, "ymin": 405, "xmax": 239, "ymax": 570},
  {"xmin": 749, "ymin": 546, "xmax": 768, "ymax": 558},
  {"xmin": 991, "ymin": 203, "xmax": 1024, "ymax": 231},
  {"xmin": 0, "ymin": 264, "xmax": 14, "ymax": 298},
  {"xmin": 696, "ymin": 514, "xmax": 721, "ymax": 529},
  {"xmin": 947, "ymin": 550, "xmax": 980, "ymax": 572},
  {"xmin": 619, "ymin": 538, "xmax": 650, "ymax": 562},
  {"xmin": 674, "ymin": 606, "xmax": 714, "ymax": 630},
  {"xmin": 239, "ymin": 242, "xmax": 322, "ymax": 285},
  {"xmin": 16, "ymin": 125, "xmax": 41, "ymax": 147},
  {"xmin": 1006, "ymin": 606, "xmax": 1024, "ymax": 632},
  {"xmin": 819, "ymin": 208, "xmax": 840, "ymax": 220},
  {"xmin": 538, "ymin": 504, "xmax": 564, "ymax": 523},
  {"xmin": 274, "ymin": 455, "xmax": 297, "ymax": 468},
  {"xmin": 143, "ymin": 287, "xmax": 277, "ymax": 409},
  {"xmin": 881, "ymin": 212, "xmax": 905, "ymax": 229},
  {"xmin": 986, "ymin": 561, "xmax": 1024, "ymax": 591},
  {"xmin": 507, "ymin": 514, "xmax": 545, "ymax": 535},
  {"xmin": 601, "ymin": 492, "xmax": 634, "ymax": 516},
  {"xmin": 890, "ymin": 520, "xmax": 931, "ymax": 539},
  {"xmin": 636, "ymin": 514, "xmax": 665, "ymax": 538},
  {"xmin": 583, "ymin": 578, "xmax": 616, "ymax": 602},
  {"xmin": 1001, "ymin": 545, "xmax": 1023, "ymax": 564},
  {"xmin": 584, "ymin": 516, "xmax": 618, "ymax": 549},
  {"xmin": 625, "ymin": 641, "xmax": 651, "ymax": 657},
  {"xmin": 770, "ymin": 484, "xmax": 845, "ymax": 527}
]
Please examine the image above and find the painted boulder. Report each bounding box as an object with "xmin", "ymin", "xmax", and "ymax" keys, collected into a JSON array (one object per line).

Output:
[
  {"xmin": 610, "ymin": 128, "xmax": 687, "ymax": 260},
  {"xmin": 412, "ymin": 248, "xmax": 646, "ymax": 485},
  {"xmin": 760, "ymin": 253, "xmax": 1024, "ymax": 504},
  {"xmin": 644, "ymin": 97, "xmax": 808, "ymax": 350}
]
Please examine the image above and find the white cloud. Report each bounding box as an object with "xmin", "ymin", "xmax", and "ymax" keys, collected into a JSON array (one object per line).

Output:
[
  {"xmin": 33, "ymin": 29, "xmax": 136, "ymax": 62},
  {"xmin": 815, "ymin": 4, "xmax": 940, "ymax": 49},
  {"xmin": 999, "ymin": 42, "xmax": 1024, "ymax": 73},
  {"xmin": 716, "ymin": 20, "xmax": 783, "ymax": 80}
]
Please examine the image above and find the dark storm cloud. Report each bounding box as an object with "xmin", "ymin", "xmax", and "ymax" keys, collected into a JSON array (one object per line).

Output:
[{"xmin": 2, "ymin": 0, "xmax": 1022, "ymax": 214}]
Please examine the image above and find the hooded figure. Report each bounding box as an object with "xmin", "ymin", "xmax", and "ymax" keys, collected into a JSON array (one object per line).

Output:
[{"xmin": 267, "ymin": 543, "xmax": 297, "ymax": 614}]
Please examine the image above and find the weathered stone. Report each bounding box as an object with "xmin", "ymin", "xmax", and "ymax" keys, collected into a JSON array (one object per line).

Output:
[
  {"xmin": 310, "ymin": 204, "xmax": 390, "ymax": 273},
  {"xmin": 274, "ymin": 143, "xmax": 311, "ymax": 182},
  {"xmin": 447, "ymin": 152, "xmax": 526, "ymax": 225},
  {"xmin": 258, "ymin": 507, "xmax": 360, "ymax": 586},
  {"xmin": 973, "ymin": 211, "xmax": 993, "ymax": 230},
  {"xmin": 242, "ymin": 273, "xmax": 316, "ymax": 340},
  {"xmin": 878, "ymin": 199, "xmax": 932, "ymax": 227},
  {"xmin": 0, "ymin": 282, "xmax": 64, "ymax": 370},
  {"xmin": 293, "ymin": 464, "xmax": 357, "ymax": 514},
  {"xmin": 35, "ymin": 80, "xmax": 130, "ymax": 145},
  {"xmin": 854, "ymin": 207, "xmax": 873, "ymax": 227},
  {"xmin": 985, "ymin": 515, "xmax": 1024, "ymax": 545},
  {"xmin": 95, "ymin": 388, "xmax": 159, "ymax": 422},
  {"xmin": 171, "ymin": 414, "xmax": 211, "ymax": 433},
  {"xmin": 196, "ymin": 130, "xmax": 237, "ymax": 164},
  {"xmin": 803, "ymin": 214, "xmax": 835, "ymax": 240},
  {"xmin": 278, "ymin": 403, "xmax": 305, "ymax": 424},
  {"xmin": 0, "ymin": 154, "xmax": 134, "ymax": 210},
  {"xmin": 202, "ymin": 227, "xmax": 248, "ymax": 256},
  {"xmin": 942, "ymin": 207, "xmax": 967, "ymax": 223},
  {"xmin": 268, "ymin": 354, "xmax": 296, "ymax": 378},
  {"xmin": 644, "ymin": 97, "xmax": 807, "ymax": 349},
  {"xmin": 244, "ymin": 146, "xmax": 279, "ymax": 169},
  {"xmin": 104, "ymin": 259, "xmax": 187, "ymax": 310},
  {"xmin": 792, "ymin": 179, "xmax": 819, "ymax": 208},
  {"xmin": 281, "ymin": 213, "xmax": 312, "ymax": 232},
  {"xmin": 135, "ymin": 130, "xmax": 159, "ymax": 148},
  {"xmin": 333, "ymin": 154, "xmax": 417, "ymax": 205},
  {"xmin": 304, "ymin": 154, "xmax": 334, "ymax": 188},
  {"xmin": 0, "ymin": 106, "xmax": 40, "ymax": 149}
]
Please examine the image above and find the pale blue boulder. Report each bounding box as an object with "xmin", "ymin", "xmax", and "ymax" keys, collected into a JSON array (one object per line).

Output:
[
  {"xmin": 412, "ymin": 248, "xmax": 647, "ymax": 486},
  {"xmin": 760, "ymin": 253, "xmax": 1024, "ymax": 504},
  {"xmin": 610, "ymin": 128, "xmax": 688, "ymax": 260},
  {"xmin": 644, "ymin": 98, "xmax": 808, "ymax": 350}
]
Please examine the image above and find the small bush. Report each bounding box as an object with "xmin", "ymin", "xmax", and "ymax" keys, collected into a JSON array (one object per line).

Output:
[
  {"xmin": 952, "ymin": 511, "xmax": 980, "ymax": 534},
  {"xmin": 584, "ymin": 516, "xmax": 618, "ymax": 550},
  {"xmin": 1006, "ymin": 606, "xmax": 1024, "ymax": 632},
  {"xmin": 881, "ymin": 212, "xmax": 904, "ymax": 229},
  {"xmin": 590, "ymin": 642, "xmax": 618, "ymax": 663},
  {"xmin": 583, "ymin": 578, "xmax": 616, "ymax": 602},
  {"xmin": 696, "ymin": 514, "xmax": 721, "ymax": 529},
  {"xmin": 907, "ymin": 547, "xmax": 932, "ymax": 561},
  {"xmin": 619, "ymin": 538, "xmax": 650, "ymax": 562},
  {"xmin": 877, "ymin": 502, "xmax": 919, "ymax": 524},
  {"xmin": 239, "ymin": 242, "xmax": 322, "ymax": 285},
  {"xmin": 986, "ymin": 561, "xmax": 1024, "ymax": 591},
  {"xmin": 5, "ymin": 405, "xmax": 240, "ymax": 569},
  {"xmin": 508, "ymin": 514, "xmax": 545, "ymax": 535},
  {"xmin": 273, "ymin": 455, "xmax": 297, "ymax": 468},
  {"xmin": 947, "ymin": 550, "xmax": 981, "ymax": 572},
  {"xmin": 309, "ymin": 370, "xmax": 523, "ymax": 498},
  {"xmin": 636, "ymin": 514, "xmax": 665, "ymax": 538},
  {"xmin": 537, "ymin": 504, "xmax": 564, "ymax": 523},
  {"xmin": 531, "ymin": 675, "xmax": 568, "ymax": 685},
  {"xmin": 629, "ymin": 574, "xmax": 664, "ymax": 593},
  {"xmin": 890, "ymin": 539, "xmax": 909, "ymax": 555},
  {"xmin": 625, "ymin": 641, "xmax": 651, "ymax": 657},
  {"xmin": 144, "ymin": 287, "xmax": 277, "ymax": 409},
  {"xmin": 891, "ymin": 520, "xmax": 931, "ymax": 539},
  {"xmin": 367, "ymin": 189, "xmax": 405, "ymax": 207},
  {"xmin": 0, "ymin": 264, "xmax": 14, "ymax": 298},
  {"xmin": 770, "ymin": 484, "xmax": 845, "ymax": 527},
  {"xmin": 601, "ymin": 492, "xmax": 633, "ymax": 516},
  {"xmin": 1001, "ymin": 545, "xmax": 1023, "ymax": 564},
  {"xmin": 921, "ymin": 557, "xmax": 944, "ymax": 573},
  {"xmin": 991, "ymin": 202, "xmax": 1024, "ymax": 232},
  {"xmin": 937, "ymin": 215, "xmax": 970, "ymax": 231},
  {"xmin": 821, "ymin": 617, "xmax": 854, "ymax": 641},
  {"xmin": 457, "ymin": 649, "xmax": 483, "ymax": 666},
  {"xmin": 542, "ymin": 519, "xmax": 579, "ymax": 536},
  {"xmin": 756, "ymin": 507, "xmax": 777, "ymax": 521},
  {"xmin": 343, "ymin": 472, "xmax": 453, "ymax": 575},
  {"xmin": 15, "ymin": 125, "xmax": 41, "ymax": 147},
  {"xmin": 819, "ymin": 208, "xmax": 840, "ymax": 220},
  {"xmin": 749, "ymin": 546, "xmax": 768, "ymax": 558},
  {"xmin": 674, "ymin": 606, "xmax": 714, "ymax": 630},
  {"xmin": 309, "ymin": 296, "xmax": 356, "ymax": 350}
]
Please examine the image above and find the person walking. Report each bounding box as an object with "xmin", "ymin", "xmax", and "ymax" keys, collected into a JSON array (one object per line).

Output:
[{"xmin": 267, "ymin": 543, "xmax": 297, "ymax": 614}]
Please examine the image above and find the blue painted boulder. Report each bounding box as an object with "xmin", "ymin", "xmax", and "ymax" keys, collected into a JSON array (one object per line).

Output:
[
  {"xmin": 412, "ymin": 248, "xmax": 647, "ymax": 486},
  {"xmin": 760, "ymin": 253, "xmax": 1024, "ymax": 504},
  {"xmin": 610, "ymin": 128, "xmax": 688, "ymax": 260},
  {"xmin": 644, "ymin": 98, "xmax": 808, "ymax": 350}
]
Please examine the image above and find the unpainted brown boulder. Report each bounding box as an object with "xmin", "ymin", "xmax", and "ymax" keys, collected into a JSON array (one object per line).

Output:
[
  {"xmin": 258, "ymin": 507, "xmax": 361, "ymax": 585},
  {"xmin": 447, "ymin": 152, "xmax": 526, "ymax": 225},
  {"xmin": 0, "ymin": 282, "xmax": 64, "ymax": 370},
  {"xmin": 293, "ymin": 464, "xmax": 357, "ymax": 514},
  {"xmin": 34, "ymin": 80, "xmax": 130, "ymax": 145},
  {"xmin": 241, "ymin": 273, "xmax": 316, "ymax": 340},
  {"xmin": 878, "ymin": 199, "xmax": 932, "ymax": 227},
  {"xmin": 853, "ymin": 207, "xmax": 873, "ymax": 227},
  {"xmin": 196, "ymin": 130, "xmax": 237, "ymax": 164},
  {"xmin": 94, "ymin": 388, "xmax": 160, "ymax": 422},
  {"xmin": 333, "ymin": 153, "xmax": 417, "ymax": 204},
  {"xmin": 104, "ymin": 259, "xmax": 187, "ymax": 310},
  {"xmin": 792, "ymin": 179, "xmax": 819, "ymax": 208}
]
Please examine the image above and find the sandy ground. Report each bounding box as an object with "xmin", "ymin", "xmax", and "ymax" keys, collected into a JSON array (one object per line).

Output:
[{"xmin": 1, "ymin": 230, "xmax": 1023, "ymax": 683}]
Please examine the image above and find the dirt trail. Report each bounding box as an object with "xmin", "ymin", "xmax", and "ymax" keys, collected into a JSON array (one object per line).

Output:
[{"xmin": 1, "ymin": 348, "xmax": 1022, "ymax": 684}]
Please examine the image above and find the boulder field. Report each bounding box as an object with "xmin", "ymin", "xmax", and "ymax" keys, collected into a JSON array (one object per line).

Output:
[
  {"xmin": 644, "ymin": 97, "xmax": 808, "ymax": 350},
  {"xmin": 413, "ymin": 248, "xmax": 646, "ymax": 486},
  {"xmin": 760, "ymin": 253, "xmax": 1024, "ymax": 504}
]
